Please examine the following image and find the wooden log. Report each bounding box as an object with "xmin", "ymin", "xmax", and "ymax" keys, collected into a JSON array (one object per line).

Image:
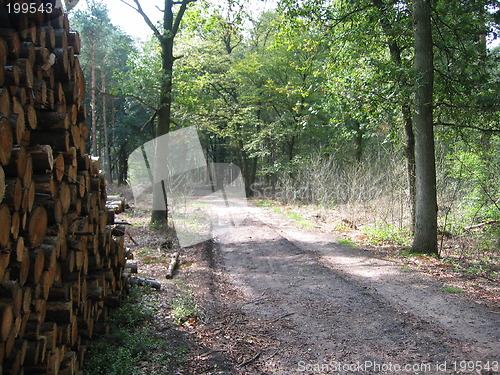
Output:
[
  {"xmin": 0, "ymin": 304, "xmax": 12, "ymax": 342},
  {"xmin": 0, "ymin": 251, "xmax": 10, "ymax": 282},
  {"xmin": 29, "ymin": 248, "xmax": 44, "ymax": 284},
  {"xmin": 128, "ymin": 276, "xmax": 161, "ymax": 290},
  {"xmin": 30, "ymin": 129, "xmax": 69, "ymax": 152},
  {"xmin": 10, "ymin": 96, "xmax": 25, "ymax": 138},
  {"xmin": 0, "ymin": 28, "xmax": 20, "ymax": 59},
  {"xmin": 26, "ymin": 205, "xmax": 47, "ymax": 248},
  {"xmin": 53, "ymin": 47, "xmax": 69, "ymax": 81},
  {"xmin": 0, "ymin": 115, "xmax": 13, "ymax": 165},
  {"xmin": 0, "ymin": 281, "xmax": 22, "ymax": 315},
  {"xmin": 0, "ymin": 88, "xmax": 10, "ymax": 115},
  {"xmin": 24, "ymin": 338, "xmax": 45, "ymax": 366},
  {"xmin": 37, "ymin": 25, "xmax": 55, "ymax": 49},
  {"xmin": 9, "ymin": 112, "xmax": 25, "ymax": 145},
  {"xmin": 19, "ymin": 41, "xmax": 36, "ymax": 67},
  {"xmin": 14, "ymin": 58, "xmax": 33, "ymax": 88},
  {"xmin": 28, "ymin": 145, "xmax": 54, "ymax": 173},
  {"xmin": 33, "ymin": 174, "xmax": 57, "ymax": 198},
  {"xmin": 53, "ymin": 153, "xmax": 64, "ymax": 181},
  {"xmin": 24, "ymin": 103, "xmax": 37, "ymax": 130},
  {"xmin": 0, "ymin": 205, "xmax": 11, "ymax": 249},
  {"xmin": 11, "ymin": 211, "xmax": 20, "ymax": 240},
  {"xmin": 54, "ymin": 29, "xmax": 68, "ymax": 49},
  {"xmin": 68, "ymin": 30, "xmax": 80, "ymax": 54},
  {"xmin": 0, "ymin": 167, "xmax": 4, "ymax": 204},
  {"xmin": 4, "ymin": 65, "xmax": 20, "ymax": 87},
  {"xmin": 22, "ymin": 153, "xmax": 32, "ymax": 187},
  {"xmin": 0, "ymin": 39, "xmax": 7, "ymax": 67},
  {"xmin": 15, "ymin": 86, "xmax": 29, "ymax": 105},
  {"xmin": 59, "ymin": 182, "xmax": 70, "ymax": 214},
  {"xmin": 32, "ymin": 78, "xmax": 47, "ymax": 108},
  {"xmin": 36, "ymin": 110, "xmax": 69, "ymax": 129},
  {"xmin": 21, "ymin": 181, "xmax": 35, "ymax": 214},
  {"xmin": 50, "ymin": 9, "xmax": 69, "ymax": 32},
  {"xmin": 13, "ymin": 237, "xmax": 25, "ymax": 262},
  {"xmin": 124, "ymin": 261, "xmax": 138, "ymax": 274},
  {"xmin": 45, "ymin": 301, "xmax": 72, "ymax": 323},
  {"xmin": 34, "ymin": 46, "xmax": 50, "ymax": 66}
]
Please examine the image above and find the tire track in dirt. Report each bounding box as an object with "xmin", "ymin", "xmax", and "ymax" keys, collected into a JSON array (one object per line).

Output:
[{"xmin": 213, "ymin": 205, "xmax": 499, "ymax": 374}]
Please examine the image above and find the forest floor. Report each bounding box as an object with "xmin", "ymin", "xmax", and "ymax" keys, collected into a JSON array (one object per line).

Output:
[{"xmin": 119, "ymin": 200, "xmax": 500, "ymax": 375}]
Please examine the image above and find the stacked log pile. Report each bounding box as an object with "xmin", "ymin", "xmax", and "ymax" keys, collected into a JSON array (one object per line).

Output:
[{"xmin": 0, "ymin": 2, "xmax": 128, "ymax": 374}]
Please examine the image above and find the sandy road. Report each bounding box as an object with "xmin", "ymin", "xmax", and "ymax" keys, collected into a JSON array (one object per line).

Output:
[{"xmin": 211, "ymin": 204, "xmax": 499, "ymax": 374}]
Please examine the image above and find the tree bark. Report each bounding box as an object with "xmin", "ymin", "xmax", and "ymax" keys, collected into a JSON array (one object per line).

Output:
[
  {"xmin": 101, "ymin": 65, "xmax": 112, "ymax": 183},
  {"xmin": 90, "ymin": 31, "xmax": 97, "ymax": 156},
  {"xmin": 372, "ymin": 0, "xmax": 416, "ymax": 231},
  {"xmin": 412, "ymin": 0, "xmax": 437, "ymax": 255},
  {"xmin": 150, "ymin": 0, "xmax": 195, "ymax": 224}
]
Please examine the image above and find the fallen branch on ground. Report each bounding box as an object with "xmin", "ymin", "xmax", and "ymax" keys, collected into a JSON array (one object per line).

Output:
[
  {"xmin": 465, "ymin": 220, "xmax": 498, "ymax": 230},
  {"xmin": 165, "ymin": 252, "xmax": 180, "ymax": 279}
]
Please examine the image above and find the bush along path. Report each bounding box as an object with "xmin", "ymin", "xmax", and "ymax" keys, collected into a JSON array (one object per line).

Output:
[{"xmin": 102, "ymin": 203, "xmax": 499, "ymax": 375}]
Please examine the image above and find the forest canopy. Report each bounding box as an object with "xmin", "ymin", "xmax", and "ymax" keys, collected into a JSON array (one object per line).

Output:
[{"xmin": 70, "ymin": 0, "xmax": 500, "ymax": 255}]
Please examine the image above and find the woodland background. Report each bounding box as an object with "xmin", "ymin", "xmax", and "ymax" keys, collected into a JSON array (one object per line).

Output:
[{"xmin": 70, "ymin": 0, "xmax": 499, "ymax": 262}]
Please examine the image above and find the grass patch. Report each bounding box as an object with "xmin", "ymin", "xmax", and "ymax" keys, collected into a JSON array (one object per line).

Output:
[
  {"xmin": 286, "ymin": 211, "xmax": 302, "ymax": 220},
  {"xmin": 441, "ymin": 286, "xmax": 462, "ymax": 294},
  {"xmin": 252, "ymin": 199, "xmax": 274, "ymax": 208},
  {"xmin": 296, "ymin": 220, "xmax": 314, "ymax": 228},
  {"xmin": 363, "ymin": 224, "xmax": 412, "ymax": 246},
  {"xmin": 272, "ymin": 207, "xmax": 282, "ymax": 214},
  {"xmin": 338, "ymin": 238, "xmax": 356, "ymax": 248},
  {"xmin": 284, "ymin": 211, "xmax": 315, "ymax": 228},
  {"xmin": 170, "ymin": 293, "xmax": 199, "ymax": 324},
  {"xmin": 84, "ymin": 286, "xmax": 186, "ymax": 375}
]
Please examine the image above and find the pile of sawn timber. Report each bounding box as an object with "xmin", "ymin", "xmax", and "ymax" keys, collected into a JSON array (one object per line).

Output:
[{"xmin": 0, "ymin": 1, "xmax": 129, "ymax": 374}]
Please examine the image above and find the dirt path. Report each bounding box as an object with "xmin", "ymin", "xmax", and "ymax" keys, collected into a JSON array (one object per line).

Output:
[
  {"xmin": 187, "ymin": 204, "xmax": 499, "ymax": 374},
  {"xmin": 128, "ymin": 202, "xmax": 499, "ymax": 374}
]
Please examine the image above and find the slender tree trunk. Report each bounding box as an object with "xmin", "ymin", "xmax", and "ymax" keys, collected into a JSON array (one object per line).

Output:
[
  {"xmin": 372, "ymin": 0, "xmax": 416, "ymax": 231},
  {"xmin": 111, "ymin": 97, "xmax": 116, "ymax": 181},
  {"xmin": 90, "ymin": 32, "xmax": 97, "ymax": 156},
  {"xmin": 128, "ymin": 0, "xmax": 195, "ymax": 224},
  {"xmin": 101, "ymin": 65, "xmax": 112, "ymax": 183},
  {"xmin": 353, "ymin": 119, "xmax": 363, "ymax": 164},
  {"xmin": 151, "ymin": 0, "xmax": 175, "ymax": 224},
  {"xmin": 412, "ymin": 0, "xmax": 437, "ymax": 255},
  {"xmin": 403, "ymin": 103, "xmax": 416, "ymax": 231}
]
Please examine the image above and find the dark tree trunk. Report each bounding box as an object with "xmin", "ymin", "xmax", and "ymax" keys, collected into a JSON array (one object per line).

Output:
[
  {"xmin": 101, "ymin": 65, "xmax": 112, "ymax": 184},
  {"xmin": 412, "ymin": 0, "xmax": 438, "ymax": 255},
  {"xmin": 372, "ymin": 0, "xmax": 416, "ymax": 231},
  {"xmin": 90, "ymin": 32, "xmax": 97, "ymax": 156},
  {"xmin": 150, "ymin": 0, "xmax": 194, "ymax": 224}
]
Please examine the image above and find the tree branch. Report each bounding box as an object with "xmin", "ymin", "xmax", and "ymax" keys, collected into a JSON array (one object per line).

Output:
[
  {"xmin": 172, "ymin": 0, "xmax": 196, "ymax": 38},
  {"xmin": 435, "ymin": 121, "xmax": 500, "ymax": 133},
  {"xmin": 95, "ymin": 88, "xmax": 158, "ymax": 112},
  {"xmin": 118, "ymin": 0, "xmax": 161, "ymax": 40}
]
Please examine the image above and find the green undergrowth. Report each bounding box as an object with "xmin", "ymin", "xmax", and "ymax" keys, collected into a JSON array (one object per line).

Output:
[
  {"xmin": 338, "ymin": 238, "xmax": 357, "ymax": 247},
  {"xmin": 170, "ymin": 293, "xmax": 199, "ymax": 324},
  {"xmin": 362, "ymin": 224, "xmax": 412, "ymax": 246},
  {"xmin": 84, "ymin": 286, "xmax": 187, "ymax": 375}
]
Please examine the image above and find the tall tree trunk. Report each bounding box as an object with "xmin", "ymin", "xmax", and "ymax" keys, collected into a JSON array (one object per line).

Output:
[
  {"xmin": 412, "ymin": 0, "xmax": 437, "ymax": 255},
  {"xmin": 126, "ymin": 0, "xmax": 195, "ymax": 224},
  {"xmin": 372, "ymin": 0, "xmax": 416, "ymax": 231},
  {"xmin": 402, "ymin": 103, "xmax": 416, "ymax": 231},
  {"xmin": 90, "ymin": 32, "xmax": 97, "ymax": 156},
  {"xmin": 101, "ymin": 65, "xmax": 112, "ymax": 183},
  {"xmin": 111, "ymin": 96, "xmax": 116, "ymax": 181},
  {"xmin": 151, "ymin": 0, "xmax": 175, "ymax": 224}
]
